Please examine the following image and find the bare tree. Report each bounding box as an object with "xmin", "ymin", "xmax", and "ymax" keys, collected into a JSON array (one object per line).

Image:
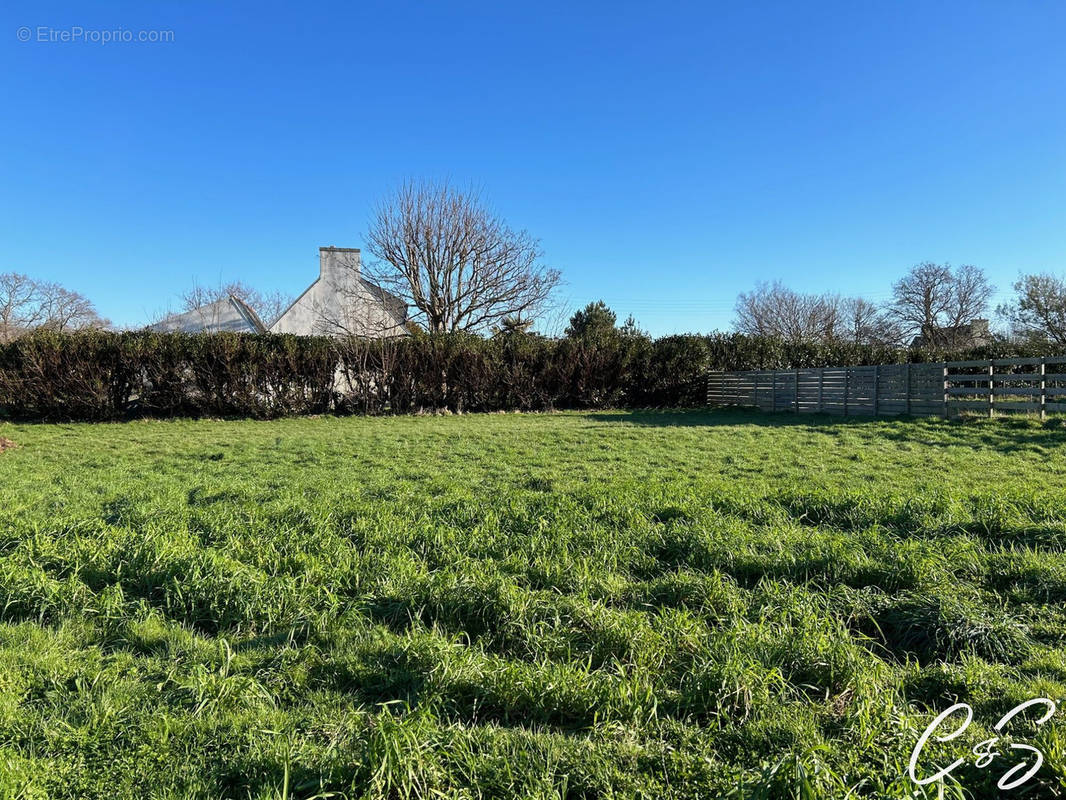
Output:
[
  {"xmin": 839, "ymin": 297, "xmax": 903, "ymax": 345},
  {"xmin": 0, "ymin": 272, "xmax": 43, "ymax": 340},
  {"xmin": 952, "ymin": 263, "xmax": 994, "ymax": 328},
  {"xmin": 37, "ymin": 284, "xmax": 107, "ymax": 332},
  {"xmin": 997, "ymin": 272, "xmax": 1066, "ymax": 344},
  {"xmin": 889, "ymin": 262, "xmax": 993, "ymax": 346},
  {"xmin": 889, "ymin": 262, "xmax": 954, "ymax": 342},
  {"xmin": 734, "ymin": 281, "xmax": 842, "ymax": 341},
  {"xmin": 0, "ymin": 272, "xmax": 109, "ymax": 341},
  {"xmin": 256, "ymin": 289, "xmax": 294, "ymax": 329},
  {"xmin": 363, "ymin": 180, "xmax": 561, "ymax": 334}
]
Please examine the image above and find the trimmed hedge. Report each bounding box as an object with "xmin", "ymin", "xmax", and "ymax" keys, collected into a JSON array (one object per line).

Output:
[{"xmin": 1, "ymin": 329, "xmax": 1061, "ymax": 421}]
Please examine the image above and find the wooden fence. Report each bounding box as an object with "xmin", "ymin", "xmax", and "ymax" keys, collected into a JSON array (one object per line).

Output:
[{"xmin": 706, "ymin": 356, "xmax": 1066, "ymax": 419}]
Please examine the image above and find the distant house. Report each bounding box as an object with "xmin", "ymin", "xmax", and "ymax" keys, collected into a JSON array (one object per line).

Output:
[
  {"xmin": 148, "ymin": 246, "xmax": 407, "ymax": 337},
  {"xmin": 270, "ymin": 247, "xmax": 408, "ymax": 337},
  {"xmin": 149, "ymin": 294, "xmax": 266, "ymax": 334},
  {"xmin": 911, "ymin": 318, "xmax": 993, "ymax": 349}
]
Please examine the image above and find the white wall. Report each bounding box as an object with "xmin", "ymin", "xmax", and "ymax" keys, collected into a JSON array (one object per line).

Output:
[{"xmin": 270, "ymin": 247, "xmax": 407, "ymax": 337}]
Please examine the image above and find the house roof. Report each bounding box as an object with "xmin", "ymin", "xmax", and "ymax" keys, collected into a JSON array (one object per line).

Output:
[
  {"xmin": 228, "ymin": 294, "xmax": 267, "ymax": 333},
  {"xmin": 270, "ymin": 274, "xmax": 406, "ymax": 329},
  {"xmin": 358, "ymin": 277, "xmax": 406, "ymax": 314},
  {"xmin": 149, "ymin": 294, "xmax": 267, "ymax": 334}
]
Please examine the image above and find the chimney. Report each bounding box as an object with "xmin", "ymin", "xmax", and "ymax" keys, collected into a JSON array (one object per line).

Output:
[{"xmin": 319, "ymin": 246, "xmax": 360, "ymax": 288}]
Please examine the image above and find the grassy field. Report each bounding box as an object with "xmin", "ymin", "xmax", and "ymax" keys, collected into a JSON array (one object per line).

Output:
[{"xmin": 1, "ymin": 409, "xmax": 1065, "ymax": 798}]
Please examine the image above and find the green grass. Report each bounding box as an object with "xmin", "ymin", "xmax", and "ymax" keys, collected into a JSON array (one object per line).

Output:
[{"xmin": 1, "ymin": 409, "xmax": 1065, "ymax": 798}]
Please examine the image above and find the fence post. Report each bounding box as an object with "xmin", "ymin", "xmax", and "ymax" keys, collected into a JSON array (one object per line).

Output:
[
  {"xmin": 795, "ymin": 369, "xmax": 800, "ymax": 413},
  {"xmin": 844, "ymin": 368, "xmax": 850, "ymax": 416},
  {"xmin": 942, "ymin": 364, "xmax": 949, "ymax": 419},
  {"xmin": 818, "ymin": 369, "xmax": 824, "ymax": 413},
  {"xmin": 905, "ymin": 363, "xmax": 912, "ymax": 416},
  {"xmin": 1040, "ymin": 358, "xmax": 1047, "ymax": 421},
  {"xmin": 988, "ymin": 360, "xmax": 995, "ymax": 419},
  {"xmin": 771, "ymin": 371, "xmax": 777, "ymax": 413},
  {"xmin": 873, "ymin": 365, "xmax": 880, "ymax": 417}
]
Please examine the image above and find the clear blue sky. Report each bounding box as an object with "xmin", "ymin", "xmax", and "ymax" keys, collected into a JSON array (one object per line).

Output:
[{"xmin": 3, "ymin": 1, "xmax": 1065, "ymax": 335}]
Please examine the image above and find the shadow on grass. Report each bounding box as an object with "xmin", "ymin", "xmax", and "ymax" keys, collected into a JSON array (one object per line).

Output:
[
  {"xmin": 583, "ymin": 408, "xmax": 1066, "ymax": 450},
  {"xmin": 584, "ymin": 408, "xmax": 909, "ymax": 429}
]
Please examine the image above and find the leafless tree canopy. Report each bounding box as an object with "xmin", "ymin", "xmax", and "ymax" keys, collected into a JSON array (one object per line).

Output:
[
  {"xmin": 363, "ymin": 180, "xmax": 561, "ymax": 334},
  {"xmin": 735, "ymin": 282, "xmax": 843, "ymax": 341},
  {"xmin": 735, "ymin": 282, "xmax": 902, "ymax": 345},
  {"xmin": 839, "ymin": 297, "xmax": 903, "ymax": 345},
  {"xmin": 0, "ymin": 272, "xmax": 109, "ymax": 342},
  {"xmin": 889, "ymin": 262, "xmax": 994, "ymax": 346},
  {"xmin": 997, "ymin": 272, "xmax": 1066, "ymax": 345},
  {"xmin": 179, "ymin": 281, "xmax": 292, "ymax": 328}
]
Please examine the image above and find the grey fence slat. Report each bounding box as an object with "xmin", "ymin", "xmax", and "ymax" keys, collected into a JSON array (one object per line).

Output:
[
  {"xmin": 994, "ymin": 388, "xmax": 1044, "ymax": 396},
  {"xmin": 996, "ymin": 356, "xmax": 1066, "ymax": 366}
]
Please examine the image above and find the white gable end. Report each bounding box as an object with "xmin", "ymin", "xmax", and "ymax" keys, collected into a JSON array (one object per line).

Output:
[{"xmin": 271, "ymin": 247, "xmax": 407, "ymax": 337}]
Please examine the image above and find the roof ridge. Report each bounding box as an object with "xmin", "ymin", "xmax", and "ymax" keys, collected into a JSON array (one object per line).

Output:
[{"xmin": 228, "ymin": 294, "xmax": 268, "ymax": 334}]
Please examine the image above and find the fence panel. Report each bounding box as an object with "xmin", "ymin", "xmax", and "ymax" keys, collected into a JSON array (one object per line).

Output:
[{"xmin": 707, "ymin": 356, "xmax": 1065, "ymax": 419}]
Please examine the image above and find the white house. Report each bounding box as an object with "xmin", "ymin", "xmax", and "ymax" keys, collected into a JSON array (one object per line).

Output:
[
  {"xmin": 149, "ymin": 294, "xmax": 266, "ymax": 334},
  {"xmin": 270, "ymin": 247, "xmax": 408, "ymax": 337}
]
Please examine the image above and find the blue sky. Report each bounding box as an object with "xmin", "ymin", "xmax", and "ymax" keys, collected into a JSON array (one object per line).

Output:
[{"xmin": 2, "ymin": 1, "xmax": 1065, "ymax": 335}]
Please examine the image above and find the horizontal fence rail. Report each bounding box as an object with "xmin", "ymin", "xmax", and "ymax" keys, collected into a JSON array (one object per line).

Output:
[{"xmin": 707, "ymin": 356, "xmax": 1066, "ymax": 419}]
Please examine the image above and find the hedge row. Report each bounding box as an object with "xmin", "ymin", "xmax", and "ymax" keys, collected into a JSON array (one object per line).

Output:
[{"xmin": 0, "ymin": 330, "xmax": 1061, "ymax": 421}]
